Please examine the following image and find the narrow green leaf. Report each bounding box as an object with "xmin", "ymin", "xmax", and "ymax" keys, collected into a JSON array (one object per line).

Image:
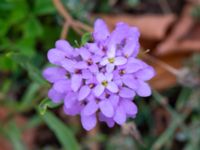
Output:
[
  {"xmin": 5, "ymin": 121, "xmax": 26, "ymax": 150},
  {"xmin": 18, "ymin": 82, "xmax": 40, "ymax": 111},
  {"xmin": 152, "ymin": 109, "xmax": 189, "ymax": 150},
  {"xmin": 38, "ymin": 98, "xmax": 61, "ymax": 115},
  {"xmin": 24, "ymin": 115, "xmax": 43, "ymax": 129},
  {"xmin": 40, "ymin": 111, "xmax": 80, "ymax": 150},
  {"xmin": 176, "ymin": 87, "xmax": 192, "ymax": 110},
  {"xmin": 0, "ymin": 19, "xmax": 10, "ymax": 37},
  {"xmin": 74, "ymin": 40, "xmax": 80, "ymax": 47},
  {"xmin": 81, "ymin": 32, "xmax": 92, "ymax": 46},
  {"xmin": 152, "ymin": 90, "xmax": 176, "ymax": 116}
]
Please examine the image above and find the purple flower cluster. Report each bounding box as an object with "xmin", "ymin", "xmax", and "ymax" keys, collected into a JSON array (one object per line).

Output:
[{"xmin": 43, "ymin": 19, "xmax": 155, "ymax": 130}]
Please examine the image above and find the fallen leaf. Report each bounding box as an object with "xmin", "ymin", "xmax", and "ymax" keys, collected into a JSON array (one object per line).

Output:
[
  {"xmin": 95, "ymin": 14, "xmax": 176, "ymax": 40},
  {"xmin": 156, "ymin": 3, "xmax": 200, "ymax": 55},
  {"xmin": 148, "ymin": 54, "xmax": 189, "ymax": 90}
]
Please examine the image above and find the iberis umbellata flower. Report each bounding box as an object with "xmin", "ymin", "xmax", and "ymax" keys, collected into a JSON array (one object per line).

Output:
[{"xmin": 43, "ymin": 19, "xmax": 155, "ymax": 130}]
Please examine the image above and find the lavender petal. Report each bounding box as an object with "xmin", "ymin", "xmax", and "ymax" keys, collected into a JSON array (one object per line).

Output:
[
  {"xmin": 99, "ymin": 100, "xmax": 114, "ymax": 117},
  {"xmin": 81, "ymin": 114, "xmax": 97, "ymax": 131}
]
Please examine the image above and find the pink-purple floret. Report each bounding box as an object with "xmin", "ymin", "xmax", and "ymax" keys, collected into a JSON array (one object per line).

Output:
[{"xmin": 43, "ymin": 19, "xmax": 155, "ymax": 130}]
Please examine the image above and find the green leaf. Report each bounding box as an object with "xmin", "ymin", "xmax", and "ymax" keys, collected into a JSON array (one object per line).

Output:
[
  {"xmin": 40, "ymin": 111, "xmax": 80, "ymax": 150},
  {"xmin": 0, "ymin": 0, "xmax": 14, "ymax": 12},
  {"xmin": 15, "ymin": 37, "xmax": 36, "ymax": 57},
  {"xmin": 81, "ymin": 32, "xmax": 92, "ymax": 46},
  {"xmin": 151, "ymin": 113, "xmax": 187, "ymax": 150},
  {"xmin": 38, "ymin": 98, "xmax": 61, "ymax": 115},
  {"xmin": 152, "ymin": 90, "xmax": 176, "ymax": 115},
  {"xmin": 18, "ymin": 82, "xmax": 40, "ymax": 111},
  {"xmin": 23, "ymin": 16, "xmax": 43, "ymax": 38},
  {"xmin": 0, "ymin": 0, "xmax": 28, "ymax": 37},
  {"xmin": 0, "ymin": 19, "xmax": 10, "ymax": 37},
  {"xmin": 176, "ymin": 87, "xmax": 192, "ymax": 110},
  {"xmin": 8, "ymin": 53, "xmax": 46, "ymax": 85},
  {"xmin": 24, "ymin": 115, "xmax": 43, "ymax": 129},
  {"xmin": 8, "ymin": 0, "xmax": 28, "ymax": 25},
  {"xmin": 0, "ymin": 55, "xmax": 16, "ymax": 71},
  {"xmin": 34, "ymin": 0, "xmax": 56, "ymax": 15}
]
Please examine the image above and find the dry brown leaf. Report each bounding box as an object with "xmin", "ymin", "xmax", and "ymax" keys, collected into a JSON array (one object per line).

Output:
[
  {"xmin": 149, "ymin": 54, "xmax": 188, "ymax": 90},
  {"xmin": 96, "ymin": 14, "xmax": 176, "ymax": 40},
  {"xmin": 156, "ymin": 3, "xmax": 200, "ymax": 55}
]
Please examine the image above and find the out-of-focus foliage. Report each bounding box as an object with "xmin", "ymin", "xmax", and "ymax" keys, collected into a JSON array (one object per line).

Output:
[
  {"xmin": 125, "ymin": 0, "xmax": 140, "ymax": 8},
  {"xmin": 41, "ymin": 111, "xmax": 80, "ymax": 150},
  {"xmin": 0, "ymin": 0, "xmax": 82, "ymax": 149},
  {"xmin": 191, "ymin": 5, "xmax": 200, "ymax": 20}
]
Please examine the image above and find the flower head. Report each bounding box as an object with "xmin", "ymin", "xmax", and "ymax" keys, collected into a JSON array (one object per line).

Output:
[{"xmin": 43, "ymin": 19, "xmax": 155, "ymax": 131}]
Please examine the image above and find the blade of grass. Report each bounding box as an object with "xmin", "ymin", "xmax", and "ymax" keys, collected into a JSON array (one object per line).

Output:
[
  {"xmin": 23, "ymin": 115, "xmax": 43, "ymax": 129},
  {"xmin": 39, "ymin": 110, "xmax": 80, "ymax": 150},
  {"xmin": 81, "ymin": 32, "xmax": 92, "ymax": 46},
  {"xmin": 176, "ymin": 87, "xmax": 192, "ymax": 111},
  {"xmin": 18, "ymin": 82, "xmax": 40, "ymax": 111},
  {"xmin": 4, "ymin": 121, "xmax": 26, "ymax": 150},
  {"xmin": 152, "ymin": 90, "xmax": 192, "ymax": 150},
  {"xmin": 152, "ymin": 90, "xmax": 177, "ymax": 116},
  {"xmin": 151, "ymin": 115, "xmax": 185, "ymax": 150}
]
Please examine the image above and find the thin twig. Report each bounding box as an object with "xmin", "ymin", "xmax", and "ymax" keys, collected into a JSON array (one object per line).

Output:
[
  {"xmin": 52, "ymin": 0, "xmax": 72, "ymax": 22},
  {"xmin": 122, "ymin": 122, "xmax": 145, "ymax": 146},
  {"xmin": 52, "ymin": 0, "xmax": 92, "ymax": 38},
  {"xmin": 73, "ymin": 25, "xmax": 84, "ymax": 35},
  {"xmin": 140, "ymin": 49, "xmax": 180, "ymax": 76},
  {"xmin": 60, "ymin": 22, "xmax": 69, "ymax": 39},
  {"xmin": 74, "ymin": 21, "xmax": 93, "ymax": 32}
]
